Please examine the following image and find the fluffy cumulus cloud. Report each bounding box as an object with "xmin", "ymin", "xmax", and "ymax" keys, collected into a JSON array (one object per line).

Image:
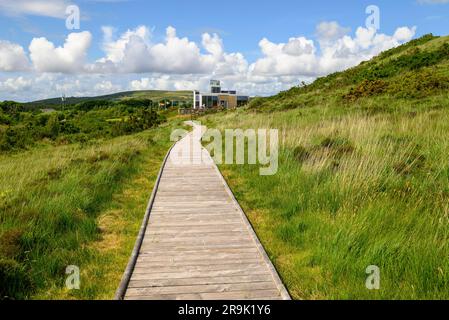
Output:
[
  {"xmin": 0, "ymin": 41, "xmax": 30, "ymax": 71},
  {"xmin": 130, "ymin": 76, "xmax": 200, "ymax": 91},
  {"xmin": 109, "ymin": 23, "xmax": 415, "ymax": 91},
  {"xmin": 251, "ymin": 37, "xmax": 317, "ymax": 76},
  {"xmin": 90, "ymin": 26, "xmax": 220, "ymax": 74},
  {"xmin": 252, "ymin": 23, "xmax": 416, "ymax": 76},
  {"xmin": 29, "ymin": 31, "xmax": 92, "ymax": 73},
  {"xmin": 316, "ymin": 21, "xmax": 351, "ymax": 43},
  {"xmin": 0, "ymin": 73, "xmax": 126, "ymax": 101},
  {"xmin": 318, "ymin": 25, "xmax": 416, "ymax": 73},
  {"xmin": 94, "ymin": 80, "xmax": 122, "ymax": 94},
  {"xmin": 0, "ymin": 76, "xmax": 32, "ymax": 92},
  {"xmin": 0, "ymin": 22, "xmax": 418, "ymax": 100}
]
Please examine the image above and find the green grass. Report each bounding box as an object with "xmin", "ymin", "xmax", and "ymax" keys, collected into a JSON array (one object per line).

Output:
[
  {"xmin": 200, "ymin": 35, "xmax": 449, "ymax": 300},
  {"xmin": 2, "ymin": 33, "xmax": 448, "ymax": 300},
  {"xmin": 0, "ymin": 121, "xmax": 180, "ymax": 299},
  {"xmin": 202, "ymin": 98, "xmax": 449, "ymax": 300}
]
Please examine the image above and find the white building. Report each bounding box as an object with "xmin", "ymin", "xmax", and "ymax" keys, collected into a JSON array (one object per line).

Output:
[{"xmin": 193, "ymin": 80, "xmax": 249, "ymax": 109}]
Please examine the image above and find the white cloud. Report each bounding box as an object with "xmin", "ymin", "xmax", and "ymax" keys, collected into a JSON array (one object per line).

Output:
[
  {"xmin": 130, "ymin": 76, "xmax": 201, "ymax": 91},
  {"xmin": 251, "ymin": 25, "xmax": 417, "ymax": 77},
  {"xmin": 0, "ymin": 76, "xmax": 32, "ymax": 92},
  {"xmin": 91, "ymin": 26, "xmax": 221, "ymax": 74},
  {"xmin": 0, "ymin": 73, "xmax": 127, "ymax": 101},
  {"xmin": 251, "ymin": 37, "xmax": 318, "ymax": 76},
  {"xmin": 0, "ymin": 22, "xmax": 418, "ymax": 100},
  {"xmin": 0, "ymin": 0, "xmax": 72, "ymax": 19},
  {"xmin": 316, "ymin": 21, "xmax": 351, "ymax": 42},
  {"xmin": 130, "ymin": 77, "xmax": 152, "ymax": 90},
  {"xmin": 202, "ymin": 33, "xmax": 224, "ymax": 57},
  {"xmin": 99, "ymin": 25, "xmax": 151, "ymax": 64},
  {"xmin": 29, "ymin": 31, "xmax": 92, "ymax": 73},
  {"xmin": 394, "ymin": 27, "xmax": 417, "ymax": 42},
  {"xmin": 94, "ymin": 80, "xmax": 121, "ymax": 94},
  {"xmin": 0, "ymin": 41, "xmax": 30, "ymax": 71},
  {"xmin": 318, "ymin": 26, "xmax": 417, "ymax": 72}
]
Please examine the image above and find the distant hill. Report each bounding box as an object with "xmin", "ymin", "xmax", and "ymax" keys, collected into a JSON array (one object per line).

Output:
[{"xmin": 26, "ymin": 90, "xmax": 193, "ymax": 108}]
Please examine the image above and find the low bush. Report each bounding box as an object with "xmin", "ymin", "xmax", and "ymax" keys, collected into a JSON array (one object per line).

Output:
[
  {"xmin": 0, "ymin": 101, "xmax": 165, "ymax": 152},
  {"xmin": 343, "ymin": 80, "xmax": 388, "ymax": 101}
]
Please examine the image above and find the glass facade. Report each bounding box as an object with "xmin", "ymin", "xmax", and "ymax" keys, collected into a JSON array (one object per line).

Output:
[
  {"xmin": 210, "ymin": 80, "xmax": 221, "ymax": 93},
  {"xmin": 202, "ymin": 95, "xmax": 219, "ymax": 108},
  {"xmin": 194, "ymin": 83, "xmax": 249, "ymax": 109}
]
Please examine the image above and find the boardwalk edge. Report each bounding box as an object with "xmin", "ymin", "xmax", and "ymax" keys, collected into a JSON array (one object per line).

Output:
[
  {"xmin": 208, "ymin": 148, "xmax": 292, "ymax": 300},
  {"xmin": 114, "ymin": 143, "xmax": 175, "ymax": 300}
]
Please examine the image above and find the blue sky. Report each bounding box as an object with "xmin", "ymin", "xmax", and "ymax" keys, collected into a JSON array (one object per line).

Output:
[{"xmin": 0, "ymin": 0, "xmax": 448, "ymax": 101}]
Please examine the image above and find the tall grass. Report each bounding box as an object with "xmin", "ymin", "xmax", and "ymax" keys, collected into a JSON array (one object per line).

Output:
[
  {"xmin": 0, "ymin": 124, "xmax": 176, "ymax": 299},
  {"xmin": 201, "ymin": 94, "xmax": 449, "ymax": 299}
]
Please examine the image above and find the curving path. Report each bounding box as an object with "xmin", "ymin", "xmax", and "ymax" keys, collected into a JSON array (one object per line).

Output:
[{"xmin": 116, "ymin": 123, "xmax": 290, "ymax": 300}]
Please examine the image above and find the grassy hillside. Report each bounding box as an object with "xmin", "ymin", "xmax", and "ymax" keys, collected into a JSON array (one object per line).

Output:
[
  {"xmin": 0, "ymin": 121, "xmax": 184, "ymax": 299},
  {"xmin": 0, "ymin": 86, "xmax": 189, "ymax": 300},
  {"xmin": 0, "ymin": 99, "xmax": 168, "ymax": 153},
  {"xmin": 26, "ymin": 90, "xmax": 193, "ymax": 108},
  {"xmin": 201, "ymin": 34, "xmax": 449, "ymax": 299}
]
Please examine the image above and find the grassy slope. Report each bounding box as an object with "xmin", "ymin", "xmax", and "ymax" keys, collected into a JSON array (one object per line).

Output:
[
  {"xmin": 201, "ymin": 35, "xmax": 449, "ymax": 299},
  {"xmin": 0, "ymin": 120, "xmax": 184, "ymax": 299},
  {"xmin": 26, "ymin": 90, "xmax": 192, "ymax": 107}
]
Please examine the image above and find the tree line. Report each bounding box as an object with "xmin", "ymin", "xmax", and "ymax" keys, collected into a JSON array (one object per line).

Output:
[{"xmin": 0, "ymin": 99, "xmax": 166, "ymax": 152}]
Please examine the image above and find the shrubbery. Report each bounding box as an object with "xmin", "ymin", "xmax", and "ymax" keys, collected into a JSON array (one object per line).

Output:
[
  {"xmin": 348, "ymin": 42, "xmax": 449, "ymax": 84},
  {"xmin": 389, "ymin": 69, "xmax": 449, "ymax": 98},
  {"xmin": 0, "ymin": 100, "xmax": 165, "ymax": 152},
  {"xmin": 344, "ymin": 69, "xmax": 449, "ymax": 101},
  {"xmin": 343, "ymin": 79, "xmax": 388, "ymax": 101},
  {"xmin": 247, "ymin": 97, "xmax": 266, "ymax": 110}
]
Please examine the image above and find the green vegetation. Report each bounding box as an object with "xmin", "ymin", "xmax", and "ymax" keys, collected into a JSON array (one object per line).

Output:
[
  {"xmin": 201, "ymin": 34, "xmax": 449, "ymax": 299},
  {"xmin": 2, "ymin": 33, "xmax": 448, "ymax": 300},
  {"xmin": 26, "ymin": 90, "xmax": 193, "ymax": 109},
  {"xmin": 0, "ymin": 122, "xmax": 182, "ymax": 299},
  {"xmin": 0, "ymin": 89, "xmax": 190, "ymax": 299},
  {"xmin": 0, "ymin": 99, "xmax": 166, "ymax": 152}
]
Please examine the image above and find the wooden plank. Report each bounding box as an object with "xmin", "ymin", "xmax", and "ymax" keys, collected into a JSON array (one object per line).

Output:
[
  {"xmin": 149, "ymin": 212, "xmax": 240, "ymax": 217},
  {"xmin": 127, "ymin": 275, "xmax": 273, "ymax": 288},
  {"xmin": 138, "ymin": 246, "xmax": 257, "ymax": 254},
  {"xmin": 148, "ymin": 225, "xmax": 247, "ymax": 234},
  {"xmin": 143, "ymin": 238, "xmax": 251, "ymax": 245},
  {"xmin": 148, "ymin": 221, "xmax": 243, "ymax": 227},
  {"xmin": 139, "ymin": 243, "xmax": 259, "ymax": 251},
  {"xmin": 148, "ymin": 221, "xmax": 243, "ymax": 228},
  {"xmin": 132, "ymin": 263, "xmax": 267, "ymax": 274},
  {"xmin": 129, "ymin": 258, "xmax": 263, "ymax": 268},
  {"xmin": 126, "ymin": 290, "xmax": 281, "ymax": 300},
  {"xmin": 139, "ymin": 241, "xmax": 255, "ymax": 250},
  {"xmin": 121, "ymin": 124, "xmax": 290, "ymax": 301},
  {"xmin": 146, "ymin": 231, "xmax": 251, "ymax": 243},
  {"xmin": 126, "ymin": 282, "xmax": 277, "ymax": 296},
  {"xmin": 128, "ymin": 274, "xmax": 274, "ymax": 288},
  {"xmin": 149, "ymin": 211, "xmax": 240, "ymax": 216},
  {"xmin": 136, "ymin": 252, "xmax": 261, "ymax": 262},
  {"xmin": 130, "ymin": 268, "xmax": 272, "ymax": 281},
  {"xmin": 152, "ymin": 210, "xmax": 236, "ymax": 215}
]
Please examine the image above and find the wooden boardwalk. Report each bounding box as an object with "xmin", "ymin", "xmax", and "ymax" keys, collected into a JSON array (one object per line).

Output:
[{"xmin": 118, "ymin": 123, "xmax": 290, "ymax": 300}]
